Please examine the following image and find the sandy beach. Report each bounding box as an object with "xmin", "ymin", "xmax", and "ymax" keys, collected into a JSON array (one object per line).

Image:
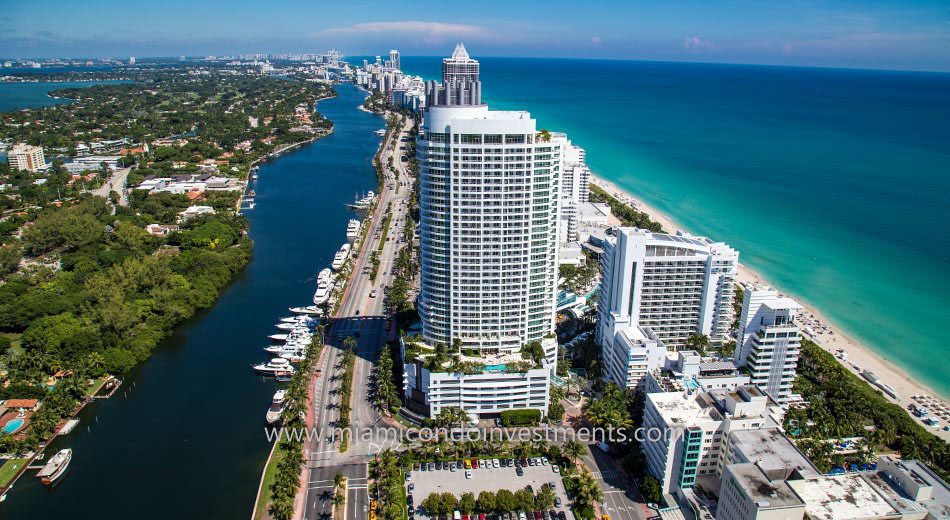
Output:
[{"xmin": 589, "ymin": 174, "xmax": 950, "ymax": 441}]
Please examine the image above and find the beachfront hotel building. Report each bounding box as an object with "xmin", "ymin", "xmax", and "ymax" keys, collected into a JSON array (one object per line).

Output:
[
  {"xmin": 734, "ymin": 286, "xmax": 802, "ymax": 405},
  {"xmin": 8, "ymin": 144, "xmax": 45, "ymax": 172},
  {"xmin": 597, "ymin": 228, "xmax": 739, "ymax": 389},
  {"xmin": 405, "ymin": 44, "xmax": 561, "ymax": 419}
]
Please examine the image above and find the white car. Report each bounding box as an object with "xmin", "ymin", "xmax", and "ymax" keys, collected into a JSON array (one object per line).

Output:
[
  {"xmin": 552, "ymin": 465, "xmax": 560, "ymax": 473},
  {"xmin": 369, "ymin": 289, "xmax": 377, "ymax": 298},
  {"xmin": 493, "ymin": 458, "xmax": 500, "ymax": 468},
  {"xmin": 541, "ymin": 457, "xmax": 549, "ymax": 465},
  {"xmin": 465, "ymin": 469, "xmax": 473, "ymax": 479}
]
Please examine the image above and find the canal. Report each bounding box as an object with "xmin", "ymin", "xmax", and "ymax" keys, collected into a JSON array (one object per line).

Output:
[{"xmin": 1, "ymin": 83, "xmax": 381, "ymax": 518}]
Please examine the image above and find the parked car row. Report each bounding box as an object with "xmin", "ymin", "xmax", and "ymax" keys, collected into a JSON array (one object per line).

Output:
[{"xmin": 412, "ymin": 456, "xmax": 555, "ymax": 473}]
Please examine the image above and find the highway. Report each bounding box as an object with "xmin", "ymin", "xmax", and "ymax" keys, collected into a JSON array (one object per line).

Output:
[{"xmin": 302, "ymin": 112, "xmax": 414, "ymax": 520}]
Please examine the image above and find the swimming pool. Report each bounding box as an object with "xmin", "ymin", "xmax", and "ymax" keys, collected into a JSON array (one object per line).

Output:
[
  {"xmin": 484, "ymin": 364, "xmax": 507, "ymax": 372},
  {"xmin": 2, "ymin": 418, "xmax": 25, "ymax": 434}
]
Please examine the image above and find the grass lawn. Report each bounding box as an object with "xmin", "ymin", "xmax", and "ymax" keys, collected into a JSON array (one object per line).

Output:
[
  {"xmin": 253, "ymin": 442, "xmax": 286, "ymax": 520},
  {"xmin": 83, "ymin": 376, "xmax": 111, "ymax": 398},
  {"xmin": 0, "ymin": 458, "xmax": 29, "ymax": 489}
]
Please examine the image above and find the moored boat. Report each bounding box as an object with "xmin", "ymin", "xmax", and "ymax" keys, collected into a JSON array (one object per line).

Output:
[
  {"xmin": 345, "ymin": 219, "xmax": 361, "ymax": 243},
  {"xmin": 331, "ymin": 243, "xmax": 351, "ymax": 271},
  {"xmin": 252, "ymin": 357, "xmax": 296, "ymax": 376},
  {"xmin": 36, "ymin": 448, "xmax": 72, "ymax": 485},
  {"xmin": 289, "ymin": 305, "xmax": 323, "ymax": 315},
  {"xmin": 265, "ymin": 390, "xmax": 286, "ymax": 424},
  {"xmin": 312, "ymin": 268, "xmax": 335, "ymax": 305}
]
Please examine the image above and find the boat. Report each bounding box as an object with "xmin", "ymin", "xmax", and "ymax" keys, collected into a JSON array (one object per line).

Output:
[
  {"xmin": 277, "ymin": 322, "xmax": 313, "ymax": 331},
  {"xmin": 289, "ymin": 305, "xmax": 323, "ymax": 316},
  {"xmin": 264, "ymin": 344, "xmax": 304, "ymax": 355},
  {"xmin": 375, "ymin": 128, "xmax": 387, "ymax": 136},
  {"xmin": 331, "ymin": 243, "xmax": 351, "ymax": 271},
  {"xmin": 279, "ymin": 351, "xmax": 307, "ymax": 363},
  {"xmin": 345, "ymin": 219, "xmax": 361, "ymax": 243},
  {"xmin": 248, "ymin": 189, "xmax": 257, "ymax": 197},
  {"xmin": 312, "ymin": 268, "xmax": 335, "ymax": 305},
  {"xmin": 265, "ymin": 390, "xmax": 286, "ymax": 424},
  {"xmin": 36, "ymin": 449, "xmax": 72, "ymax": 485},
  {"xmin": 346, "ymin": 191, "xmax": 376, "ymax": 211},
  {"xmin": 252, "ymin": 357, "xmax": 296, "ymax": 376},
  {"xmin": 268, "ymin": 333, "xmax": 289, "ymax": 341}
]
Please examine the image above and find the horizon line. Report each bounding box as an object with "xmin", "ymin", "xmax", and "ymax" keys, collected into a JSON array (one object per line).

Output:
[{"xmin": 3, "ymin": 53, "xmax": 948, "ymax": 75}]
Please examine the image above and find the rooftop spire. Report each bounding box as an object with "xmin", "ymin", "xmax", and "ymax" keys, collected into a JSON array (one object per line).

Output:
[{"xmin": 452, "ymin": 42, "xmax": 470, "ymax": 60}]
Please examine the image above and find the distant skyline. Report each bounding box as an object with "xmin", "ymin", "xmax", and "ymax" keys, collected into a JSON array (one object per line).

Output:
[{"xmin": 2, "ymin": 0, "xmax": 949, "ymax": 72}]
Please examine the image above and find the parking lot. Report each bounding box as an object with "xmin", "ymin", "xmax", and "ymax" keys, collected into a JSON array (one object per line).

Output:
[{"xmin": 407, "ymin": 459, "xmax": 575, "ymax": 520}]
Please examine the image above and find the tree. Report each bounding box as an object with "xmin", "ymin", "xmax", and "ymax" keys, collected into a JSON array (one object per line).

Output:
[
  {"xmin": 514, "ymin": 488, "xmax": 535, "ymax": 512},
  {"xmin": 476, "ymin": 490, "xmax": 496, "ymax": 513},
  {"xmin": 640, "ymin": 475, "xmax": 662, "ymax": 504},
  {"xmin": 564, "ymin": 439, "xmax": 585, "ymax": 464},
  {"xmin": 685, "ymin": 333, "xmax": 709, "ymax": 356},
  {"xmin": 536, "ymin": 485, "xmax": 556, "ymax": 510},
  {"xmin": 437, "ymin": 406, "xmax": 470, "ymax": 429},
  {"xmin": 496, "ymin": 489, "xmax": 517, "ymax": 512},
  {"xmin": 459, "ymin": 492, "xmax": 476, "ymax": 513},
  {"xmin": 0, "ymin": 243, "xmax": 22, "ymax": 278}
]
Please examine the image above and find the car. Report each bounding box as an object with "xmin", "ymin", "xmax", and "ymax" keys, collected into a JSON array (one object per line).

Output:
[
  {"xmin": 549, "ymin": 511, "xmax": 557, "ymax": 520},
  {"xmin": 450, "ymin": 461, "xmax": 457, "ymax": 471},
  {"xmin": 479, "ymin": 514, "xmax": 487, "ymax": 520},
  {"xmin": 492, "ymin": 458, "xmax": 500, "ymax": 468},
  {"xmin": 557, "ymin": 512, "xmax": 566, "ymax": 520},
  {"xmin": 552, "ymin": 465, "xmax": 560, "ymax": 473},
  {"xmin": 518, "ymin": 513, "xmax": 527, "ymax": 520},
  {"xmin": 464, "ymin": 459, "xmax": 472, "ymax": 470},
  {"xmin": 407, "ymin": 495, "xmax": 414, "ymax": 506},
  {"xmin": 541, "ymin": 457, "xmax": 549, "ymax": 465},
  {"xmin": 408, "ymin": 483, "xmax": 415, "ymax": 492},
  {"xmin": 413, "ymin": 462, "xmax": 420, "ymax": 471},
  {"xmin": 534, "ymin": 511, "xmax": 543, "ymax": 520},
  {"xmin": 554, "ymin": 498, "xmax": 561, "ymax": 508},
  {"xmin": 420, "ymin": 463, "xmax": 426, "ymax": 472},
  {"xmin": 405, "ymin": 473, "xmax": 411, "ymax": 482},
  {"xmin": 528, "ymin": 458, "xmax": 537, "ymax": 466},
  {"xmin": 463, "ymin": 515, "xmax": 469, "ymax": 520},
  {"xmin": 428, "ymin": 462, "xmax": 435, "ymax": 471},
  {"xmin": 516, "ymin": 466, "xmax": 524, "ymax": 476},
  {"xmin": 370, "ymin": 289, "xmax": 378, "ymax": 298},
  {"xmin": 520, "ymin": 458, "xmax": 529, "ymax": 466},
  {"xmin": 526, "ymin": 485, "xmax": 534, "ymax": 494},
  {"xmin": 465, "ymin": 469, "xmax": 473, "ymax": 479},
  {"xmin": 602, "ymin": 515, "xmax": 611, "ymax": 520},
  {"xmin": 472, "ymin": 459, "xmax": 479, "ymax": 469}
]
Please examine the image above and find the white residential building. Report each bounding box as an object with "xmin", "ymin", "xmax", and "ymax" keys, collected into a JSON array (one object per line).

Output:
[
  {"xmin": 602, "ymin": 325, "xmax": 668, "ymax": 391},
  {"xmin": 641, "ymin": 386, "xmax": 783, "ymax": 495},
  {"xmin": 734, "ymin": 286, "xmax": 802, "ymax": 405},
  {"xmin": 8, "ymin": 144, "xmax": 45, "ymax": 172},
  {"xmin": 407, "ymin": 45, "xmax": 561, "ymax": 419},
  {"xmin": 597, "ymin": 228, "xmax": 738, "ymax": 389}
]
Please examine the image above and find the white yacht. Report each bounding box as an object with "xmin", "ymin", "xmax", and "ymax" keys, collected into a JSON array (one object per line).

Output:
[
  {"xmin": 280, "ymin": 351, "xmax": 307, "ymax": 363},
  {"xmin": 331, "ymin": 243, "xmax": 351, "ymax": 271},
  {"xmin": 252, "ymin": 357, "xmax": 296, "ymax": 376},
  {"xmin": 277, "ymin": 321, "xmax": 314, "ymax": 331},
  {"xmin": 264, "ymin": 344, "xmax": 303, "ymax": 355},
  {"xmin": 312, "ymin": 268, "xmax": 335, "ymax": 305},
  {"xmin": 346, "ymin": 191, "xmax": 376, "ymax": 211},
  {"xmin": 265, "ymin": 390, "xmax": 286, "ymax": 424},
  {"xmin": 289, "ymin": 305, "xmax": 323, "ymax": 316},
  {"xmin": 37, "ymin": 449, "xmax": 72, "ymax": 485},
  {"xmin": 345, "ymin": 219, "xmax": 361, "ymax": 243}
]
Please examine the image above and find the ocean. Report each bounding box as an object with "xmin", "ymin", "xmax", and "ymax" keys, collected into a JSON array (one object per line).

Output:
[
  {"xmin": 397, "ymin": 56, "xmax": 950, "ymax": 397},
  {"xmin": 0, "ymin": 80, "xmax": 127, "ymax": 111}
]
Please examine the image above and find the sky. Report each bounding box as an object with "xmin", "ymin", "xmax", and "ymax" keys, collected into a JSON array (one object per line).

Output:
[{"xmin": 2, "ymin": 0, "xmax": 949, "ymax": 71}]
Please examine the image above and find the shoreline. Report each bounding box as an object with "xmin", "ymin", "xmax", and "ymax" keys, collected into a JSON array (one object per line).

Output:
[{"xmin": 589, "ymin": 174, "xmax": 950, "ymax": 419}]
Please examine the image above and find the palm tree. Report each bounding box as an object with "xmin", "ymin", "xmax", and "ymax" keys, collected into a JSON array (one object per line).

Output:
[
  {"xmin": 333, "ymin": 471, "xmax": 346, "ymax": 490},
  {"xmin": 564, "ymin": 439, "xmax": 585, "ymax": 464}
]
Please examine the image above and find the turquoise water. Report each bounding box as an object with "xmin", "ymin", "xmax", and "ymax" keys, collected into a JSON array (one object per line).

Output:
[
  {"xmin": 397, "ymin": 57, "xmax": 950, "ymax": 398},
  {"xmin": 2, "ymin": 418, "xmax": 24, "ymax": 434},
  {"xmin": 485, "ymin": 364, "xmax": 508, "ymax": 372},
  {"xmin": 0, "ymin": 81, "xmax": 126, "ymax": 111}
]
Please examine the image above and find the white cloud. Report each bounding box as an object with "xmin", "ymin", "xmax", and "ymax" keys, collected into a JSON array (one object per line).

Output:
[
  {"xmin": 319, "ymin": 21, "xmax": 492, "ymax": 45},
  {"xmin": 683, "ymin": 36, "xmax": 714, "ymax": 50}
]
